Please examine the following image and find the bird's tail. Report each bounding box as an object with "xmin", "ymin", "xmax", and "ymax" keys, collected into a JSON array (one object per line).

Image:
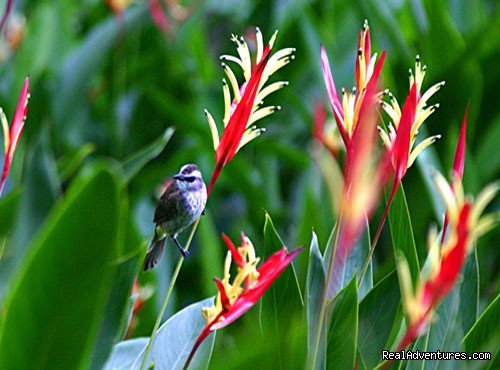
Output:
[{"xmin": 143, "ymin": 234, "xmax": 166, "ymax": 271}]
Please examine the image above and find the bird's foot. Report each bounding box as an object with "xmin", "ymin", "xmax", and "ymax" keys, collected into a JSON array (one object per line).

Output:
[{"xmin": 179, "ymin": 247, "xmax": 190, "ymax": 257}]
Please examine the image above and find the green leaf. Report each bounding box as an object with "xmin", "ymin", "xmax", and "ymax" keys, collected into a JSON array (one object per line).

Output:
[
  {"xmin": 476, "ymin": 114, "xmax": 500, "ymax": 180},
  {"xmin": 388, "ymin": 185, "xmax": 420, "ymax": 286},
  {"xmin": 0, "ymin": 134, "xmax": 60, "ymax": 299},
  {"xmin": 463, "ymin": 293, "xmax": 500, "ymax": 354},
  {"xmin": 131, "ymin": 298, "xmax": 216, "ymax": 370},
  {"xmin": 89, "ymin": 197, "xmax": 145, "ymax": 370},
  {"xmin": 0, "ymin": 166, "xmax": 122, "ymax": 370},
  {"xmin": 416, "ymin": 138, "xmax": 446, "ymax": 220},
  {"xmin": 53, "ymin": 6, "xmax": 147, "ymax": 144},
  {"xmin": 263, "ymin": 212, "xmax": 285, "ymax": 252},
  {"xmin": 14, "ymin": 2, "xmax": 69, "ymax": 83},
  {"xmin": 260, "ymin": 212, "xmax": 304, "ymax": 365},
  {"xmin": 358, "ymin": 271, "xmax": 400, "ymax": 369},
  {"xmin": 422, "ymin": 0, "xmax": 465, "ymax": 75},
  {"xmin": 263, "ymin": 212, "xmax": 303, "ymax": 305},
  {"xmin": 459, "ymin": 249, "xmax": 479, "ymax": 334},
  {"xmin": 121, "ymin": 127, "xmax": 175, "ymax": 184},
  {"xmin": 198, "ymin": 210, "xmax": 223, "ymax": 297},
  {"xmin": 0, "ymin": 190, "xmax": 20, "ymax": 239},
  {"xmin": 329, "ymin": 219, "xmax": 372, "ymax": 300},
  {"xmin": 58, "ymin": 143, "xmax": 96, "ymax": 181},
  {"xmin": 103, "ymin": 338, "xmax": 149, "ymax": 370},
  {"xmin": 419, "ymin": 286, "xmax": 462, "ymax": 369},
  {"xmin": 306, "ymin": 232, "xmax": 327, "ymax": 370},
  {"xmin": 0, "ymin": 191, "xmax": 20, "ymax": 262},
  {"xmin": 327, "ymin": 277, "xmax": 358, "ymax": 370}
]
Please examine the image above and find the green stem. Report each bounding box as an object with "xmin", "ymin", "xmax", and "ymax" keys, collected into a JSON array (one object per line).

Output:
[
  {"xmin": 139, "ymin": 218, "xmax": 201, "ymax": 370},
  {"xmin": 358, "ymin": 179, "xmax": 399, "ymax": 285}
]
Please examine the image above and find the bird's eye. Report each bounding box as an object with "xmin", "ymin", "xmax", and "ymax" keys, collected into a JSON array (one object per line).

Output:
[{"xmin": 184, "ymin": 176, "xmax": 196, "ymax": 183}]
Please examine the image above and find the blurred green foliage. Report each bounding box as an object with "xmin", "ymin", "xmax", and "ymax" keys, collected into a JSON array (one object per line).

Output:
[{"xmin": 0, "ymin": 0, "xmax": 498, "ymax": 369}]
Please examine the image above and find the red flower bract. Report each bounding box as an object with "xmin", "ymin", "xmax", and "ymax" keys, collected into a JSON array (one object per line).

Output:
[
  {"xmin": 207, "ymin": 47, "xmax": 271, "ymax": 195},
  {"xmin": 183, "ymin": 233, "xmax": 301, "ymax": 369},
  {"xmin": 1, "ymin": 77, "xmax": 29, "ymax": 197},
  {"xmin": 204, "ymin": 29, "xmax": 294, "ymax": 197},
  {"xmin": 397, "ymin": 202, "xmax": 470, "ymax": 350},
  {"xmin": 452, "ymin": 103, "xmax": 469, "ymax": 182},
  {"xmin": 442, "ymin": 104, "xmax": 469, "ymax": 244}
]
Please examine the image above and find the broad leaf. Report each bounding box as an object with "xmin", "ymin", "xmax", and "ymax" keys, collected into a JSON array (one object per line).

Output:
[
  {"xmin": 415, "ymin": 136, "xmax": 446, "ymax": 220},
  {"xmin": 198, "ymin": 210, "xmax": 223, "ymax": 297},
  {"xmin": 263, "ymin": 213, "xmax": 303, "ymax": 303},
  {"xmin": 329, "ymin": 219, "xmax": 372, "ymax": 300},
  {"xmin": 58, "ymin": 143, "xmax": 95, "ymax": 181},
  {"xmin": 0, "ymin": 190, "xmax": 20, "ymax": 239},
  {"xmin": 463, "ymin": 293, "xmax": 500, "ymax": 354},
  {"xmin": 260, "ymin": 212, "xmax": 303, "ymax": 364},
  {"xmin": 459, "ymin": 249, "xmax": 479, "ymax": 334},
  {"xmin": 131, "ymin": 298, "xmax": 216, "ymax": 370},
  {"xmin": 388, "ymin": 185, "xmax": 420, "ymax": 286},
  {"xmin": 89, "ymin": 198, "xmax": 145, "ymax": 370},
  {"xmin": 121, "ymin": 127, "xmax": 175, "ymax": 184},
  {"xmin": 358, "ymin": 271, "xmax": 400, "ymax": 369},
  {"xmin": 0, "ymin": 166, "xmax": 122, "ymax": 370},
  {"xmin": 103, "ymin": 338, "xmax": 149, "ymax": 370},
  {"xmin": 327, "ymin": 277, "xmax": 358, "ymax": 370},
  {"xmin": 306, "ymin": 232, "xmax": 327, "ymax": 370},
  {"xmin": 419, "ymin": 286, "xmax": 462, "ymax": 369},
  {"xmin": 0, "ymin": 135, "xmax": 60, "ymax": 300}
]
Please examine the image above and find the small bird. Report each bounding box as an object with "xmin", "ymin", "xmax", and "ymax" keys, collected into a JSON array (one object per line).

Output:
[{"xmin": 143, "ymin": 164, "xmax": 207, "ymax": 271}]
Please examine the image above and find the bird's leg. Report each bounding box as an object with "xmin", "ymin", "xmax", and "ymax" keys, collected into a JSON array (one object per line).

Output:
[{"xmin": 171, "ymin": 234, "xmax": 190, "ymax": 257}]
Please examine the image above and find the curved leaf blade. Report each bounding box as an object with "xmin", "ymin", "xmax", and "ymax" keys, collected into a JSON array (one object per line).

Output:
[
  {"xmin": 358, "ymin": 271, "xmax": 400, "ymax": 369},
  {"xmin": 388, "ymin": 185, "xmax": 420, "ymax": 285},
  {"xmin": 306, "ymin": 232, "xmax": 327, "ymax": 370},
  {"xmin": 327, "ymin": 277, "xmax": 358, "ymax": 370},
  {"xmin": 0, "ymin": 166, "xmax": 122, "ymax": 370},
  {"xmin": 132, "ymin": 298, "xmax": 216, "ymax": 370},
  {"xmin": 104, "ymin": 338, "xmax": 149, "ymax": 370},
  {"xmin": 122, "ymin": 127, "xmax": 175, "ymax": 183},
  {"xmin": 463, "ymin": 292, "xmax": 500, "ymax": 354}
]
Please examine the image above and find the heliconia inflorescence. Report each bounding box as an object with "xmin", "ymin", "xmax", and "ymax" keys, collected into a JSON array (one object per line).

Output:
[
  {"xmin": 184, "ymin": 232, "xmax": 301, "ymax": 369},
  {"xmin": 0, "ymin": 77, "xmax": 29, "ymax": 197},
  {"xmin": 396, "ymin": 173, "xmax": 498, "ymax": 350},
  {"xmin": 205, "ymin": 28, "xmax": 294, "ymax": 196}
]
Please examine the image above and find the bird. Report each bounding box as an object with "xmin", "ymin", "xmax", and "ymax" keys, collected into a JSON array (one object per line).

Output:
[{"xmin": 143, "ymin": 164, "xmax": 207, "ymax": 271}]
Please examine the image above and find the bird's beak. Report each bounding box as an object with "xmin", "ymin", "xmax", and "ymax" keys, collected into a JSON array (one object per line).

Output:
[{"xmin": 173, "ymin": 174, "xmax": 184, "ymax": 181}]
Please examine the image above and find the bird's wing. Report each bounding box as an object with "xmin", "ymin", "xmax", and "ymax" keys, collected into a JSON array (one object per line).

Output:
[{"xmin": 153, "ymin": 179, "xmax": 179, "ymax": 224}]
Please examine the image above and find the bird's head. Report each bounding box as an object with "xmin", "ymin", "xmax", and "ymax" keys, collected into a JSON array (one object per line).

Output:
[{"xmin": 173, "ymin": 164, "xmax": 206, "ymax": 191}]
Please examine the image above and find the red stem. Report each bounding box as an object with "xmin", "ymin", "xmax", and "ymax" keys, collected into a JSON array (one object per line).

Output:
[{"xmin": 183, "ymin": 311, "xmax": 224, "ymax": 370}]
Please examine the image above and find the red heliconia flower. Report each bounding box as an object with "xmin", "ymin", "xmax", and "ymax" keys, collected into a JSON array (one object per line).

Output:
[
  {"xmin": 369, "ymin": 83, "xmax": 418, "ymax": 247},
  {"xmin": 396, "ymin": 174, "xmax": 498, "ymax": 350},
  {"xmin": 318, "ymin": 21, "xmax": 392, "ymax": 297},
  {"xmin": 183, "ymin": 233, "xmax": 302, "ymax": 369},
  {"xmin": 1, "ymin": 77, "xmax": 29, "ymax": 197},
  {"xmin": 320, "ymin": 20, "xmax": 386, "ymax": 153},
  {"xmin": 148, "ymin": 0, "xmax": 192, "ymax": 38},
  {"xmin": 148, "ymin": 0, "xmax": 171, "ymax": 35},
  {"xmin": 327, "ymin": 74, "xmax": 391, "ymax": 297},
  {"xmin": 313, "ymin": 101, "xmax": 345, "ymax": 160},
  {"xmin": 374, "ymin": 56, "xmax": 444, "ymax": 247},
  {"xmin": 452, "ymin": 103, "xmax": 468, "ymax": 182},
  {"xmin": 441, "ymin": 104, "xmax": 469, "ymax": 244},
  {"xmin": 205, "ymin": 29, "xmax": 294, "ymax": 196}
]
